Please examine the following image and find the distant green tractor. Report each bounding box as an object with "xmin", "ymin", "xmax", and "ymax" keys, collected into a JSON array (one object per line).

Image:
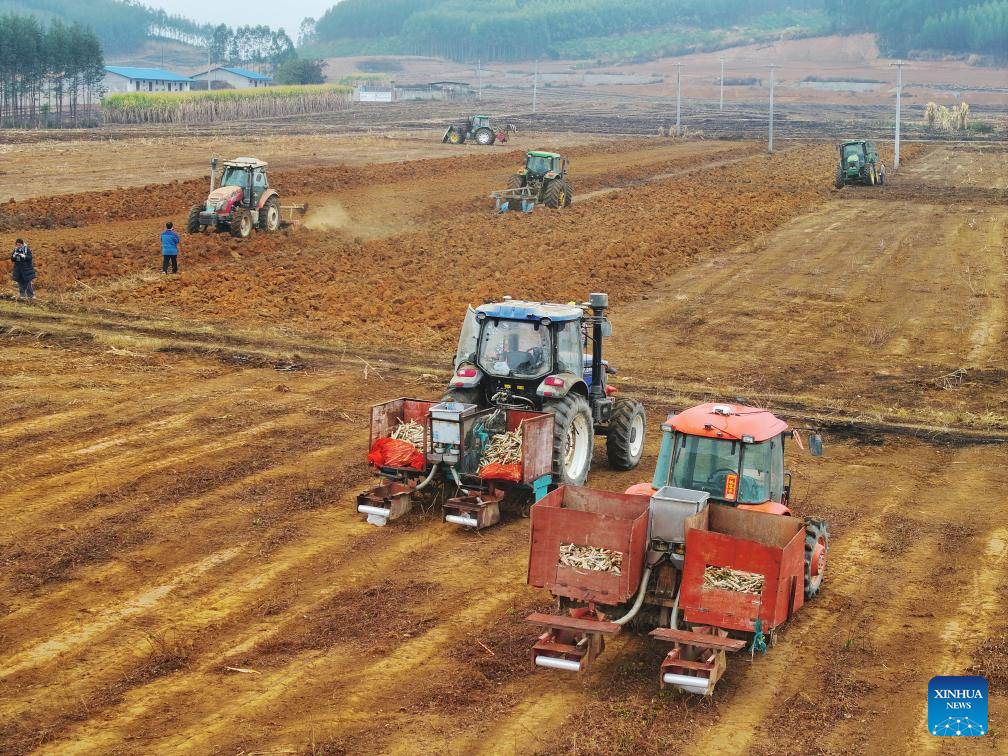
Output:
[
  {"xmin": 835, "ymin": 140, "xmax": 885, "ymax": 188},
  {"xmin": 491, "ymin": 151, "xmax": 573, "ymax": 213}
]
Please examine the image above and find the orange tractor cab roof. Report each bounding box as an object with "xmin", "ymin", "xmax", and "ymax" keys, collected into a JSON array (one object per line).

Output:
[{"xmin": 663, "ymin": 402, "xmax": 788, "ymax": 442}]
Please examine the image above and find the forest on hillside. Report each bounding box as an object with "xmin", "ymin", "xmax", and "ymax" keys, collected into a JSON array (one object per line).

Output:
[{"xmin": 308, "ymin": 0, "xmax": 1008, "ymax": 61}]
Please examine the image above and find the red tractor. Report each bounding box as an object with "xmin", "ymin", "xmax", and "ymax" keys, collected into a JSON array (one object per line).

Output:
[
  {"xmin": 526, "ymin": 402, "xmax": 829, "ymax": 694},
  {"xmin": 188, "ymin": 157, "xmax": 283, "ymax": 238}
]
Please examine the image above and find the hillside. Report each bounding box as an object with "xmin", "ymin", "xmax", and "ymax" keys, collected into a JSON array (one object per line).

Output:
[{"xmin": 306, "ymin": 0, "xmax": 1008, "ymax": 63}]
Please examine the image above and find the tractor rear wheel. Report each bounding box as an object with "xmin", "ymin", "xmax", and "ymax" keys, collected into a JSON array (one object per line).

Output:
[
  {"xmin": 868, "ymin": 165, "xmax": 876, "ymax": 186},
  {"xmin": 230, "ymin": 208, "xmax": 253, "ymax": 238},
  {"xmin": 543, "ymin": 394, "xmax": 594, "ymax": 486},
  {"xmin": 804, "ymin": 518, "xmax": 830, "ymax": 600},
  {"xmin": 507, "ymin": 173, "xmax": 525, "ymax": 190},
  {"xmin": 542, "ymin": 180, "xmax": 566, "ymax": 209},
  {"xmin": 259, "ymin": 196, "xmax": 281, "ymax": 232},
  {"xmin": 606, "ymin": 398, "xmax": 646, "ymax": 470},
  {"xmin": 834, "ymin": 168, "xmax": 844, "ymax": 190},
  {"xmin": 562, "ymin": 181, "xmax": 573, "ymax": 207},
  {"xmin": 187, "ymin": 204, "xmax": 204, "ymax": 233},
  {"xmin": 475, "ymin": 128, "xmax": 495, "ymax": 145},
  {"xmin": 878, "ymin": 164, "xmax": 886, "ymax": 185}
]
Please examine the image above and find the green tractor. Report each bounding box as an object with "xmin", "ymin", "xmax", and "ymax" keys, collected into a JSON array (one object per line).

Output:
[
  {"xmin": 491, "ymin": 151, "xmax": 573, "ymax": 213},
  {"xmin": 835, "ymin": 140, "xmax": 886, "ymax": 188}
]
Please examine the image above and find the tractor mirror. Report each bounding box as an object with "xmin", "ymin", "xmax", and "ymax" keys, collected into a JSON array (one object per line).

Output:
[
  {"xmin": 601, "ymin": 319, "xmax": 612, "ymax": 337},
  {"xmin": 809, "ymin": 433, "xmax": 824, "ymax": 457}
]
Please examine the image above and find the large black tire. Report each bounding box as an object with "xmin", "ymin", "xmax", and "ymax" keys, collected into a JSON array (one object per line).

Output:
[
  {"xmin": 867, "ymin": 165, "xmax": 876, "ymax": 186},
  {"xmin": 543, "ymin": 394, "xmax": 594, "ymax": 486},
  {"xmin": 804, "ymin": 518, "xmax": 830, "ymax": 600},
  {"xmin": 475, "ymin": 127, "xmax": 495, "ymax": 145},
  {"xmin": 542, "ymin": 180, "xmax": 567, "ymax": 209},
  {"xmin": 834, "ymin": 167, "xmax": 844, "ymax": 190},
  {"xmin": 562, "ymin": 181, "xmax": 573, "ymax": 207},
  {"xmin": 606, "ymin": 398, "xmax": 646, "ymax": 470},
  {"xmin": 187, "ymin": 204, "xmax": 204, "ymax": 233},
  {"xmin": 507, "ymin": 173, "xmax": 525, "ymax": 190},
  {"xmin": 440, "ymin": 387, "xmax": 482, "ymax": 407},
  {"xmin": 259, "ymin": 196, "xmax": 281, "ymax": 232},
  {"xmin": 230, "ymin": 208, "xmax": 253, "ymax": 238}
]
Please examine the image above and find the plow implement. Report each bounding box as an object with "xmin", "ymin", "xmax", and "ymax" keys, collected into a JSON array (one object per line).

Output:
[
  {"xmin": 356, "ymin": 397, "xmax": 553, "ymax": 530},
  {"xmin": 280, "ymin": 203, "xmax": 308, "ymax": 227},
  {"xmin": 490, "ymin": 186, "xmax": 538, "ymax": 213}
]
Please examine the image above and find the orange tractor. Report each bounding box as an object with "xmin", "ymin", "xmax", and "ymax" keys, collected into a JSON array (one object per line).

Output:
[{"xmin": 526, "ymin": 402, "xmax": 829, "ymax": 694}]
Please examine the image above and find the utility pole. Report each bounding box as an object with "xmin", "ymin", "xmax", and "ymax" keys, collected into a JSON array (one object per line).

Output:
[
  {"xmin": 719, "ymin": 57, "xmax": 724, "ymax": 112},
  {"xmin": 477, "ymin": 59, "xmax": 482, "ymax": 102},
  {"xmin": 673, "ymin": 62, "xmax": 683, "ymax": 136},
  {"xmin": 890, "ymin": 60, "xmax": 906, "ymax": 171},
  {"xmin": 532, "ymin": 59, "xmax": 538, "ymax": 115},
  {"xmin": 767, "ymin": 64, "xmax": 777, "ymax": 154}
]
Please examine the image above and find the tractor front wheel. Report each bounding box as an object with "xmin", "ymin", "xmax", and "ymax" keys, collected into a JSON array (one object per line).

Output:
[
  {"xmin": 187, "ymin": 204, "xmax": 205, "ymax": 233},
  {"xmin": 544, "ymin": 394, "xmax": 594, "ymax": 486},
  {"xmin": 475, "ymin": 128, "xmax": 495, "ymax": 145},
  {"xmin": 606, "ymin": 398, "xmax": 646, "ymax": 470},
  {"xmin": 230, "ymin": 208, "xmax": 253, "ymax": 238},
  {"xmin": 804, "ymin": 518, "xmax": 830, "ymax": 600},
  {"xmin": 260, "ymin": 197, "xmax": 281, "ymax": 232},
  {"xmin": 543, "ymin": 180, "xmax": 566, "ymax": 209}
]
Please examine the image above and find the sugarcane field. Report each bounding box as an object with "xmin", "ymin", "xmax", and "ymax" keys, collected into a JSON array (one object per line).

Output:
[{"xmin": 2, "ymin": 22, "xmax": 1008, "ymax": 756}]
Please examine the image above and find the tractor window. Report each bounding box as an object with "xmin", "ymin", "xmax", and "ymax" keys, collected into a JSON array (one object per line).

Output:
[
  {"xmin": 768, "ymin": 433, "xmax": 785, "ymax": 503},
  {"xmin": 556, "ymin": 320, "xmax": 583, "ymax": 375},
  {"xmin": 739, "ymin": 441, "xmax": 772, "ymax": 504},
  {"xmin": 455, "ymin": 307, "xmax": 480, "ymax": 368},
  {"xmin": 220, "ymin": 167, "xmax": 248, "ymax": 188},
  {"xmin": 842, "ymin": 144, "xmax": 863, "ymax": 161},
  {"xmin": 253, "ymin": 169, "xmax": 267, "ymax": 190},
  {"xmin": 477, "ymin": 319, "xmax": 552, "ymax": 379},
  {"xmin": 670, "ymin": 435, "xmax": 740, "ymax": 500},
  {"xmin": 527, "ymin": 155, "xmax": 552, "ymax": 174}
]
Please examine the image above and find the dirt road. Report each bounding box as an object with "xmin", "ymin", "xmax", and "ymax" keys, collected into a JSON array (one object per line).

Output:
[{"xmin": 0, "ymin": 136, "xmax": 1005, "ymax": 754}]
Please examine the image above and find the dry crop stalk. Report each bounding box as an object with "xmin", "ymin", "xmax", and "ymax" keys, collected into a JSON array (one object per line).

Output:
[
  {"xmin": 479, "ymin": 425, "xmax": 523, "ymax": 467},
  {"xmin": 703, "ymin": 565, "xmax": 764, "ymax": 594},
  {"xmin": 391, "ymin": 419, "xmax": 424, "ymax": 450},
  {"xmin": 559, "ymin": 542, "xmax": 623, "ymax": 575}
]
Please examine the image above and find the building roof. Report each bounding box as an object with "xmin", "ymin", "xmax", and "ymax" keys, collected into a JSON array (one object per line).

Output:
[
  {"xmin": 664, "ymin": 403, "xmax": 788, "ymax": 442},
  {"xmin": 104, "ymin": 66, "xmax": 191, "ymax": 82},
  {"xmin": 196, "ymin": 66, "xmax": 273, "ymax": 81},
  {"xmin": 475, "ymin": 300, "xmax": 582, "ymax": 322}
]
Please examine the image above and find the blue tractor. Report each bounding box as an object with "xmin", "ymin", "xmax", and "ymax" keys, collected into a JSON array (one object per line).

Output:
[{"xmin": 443, "ymin": 293, "xmax": 646, "ymax": 485}]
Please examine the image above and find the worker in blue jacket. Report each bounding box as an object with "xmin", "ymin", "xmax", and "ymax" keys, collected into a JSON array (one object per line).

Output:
[
  {"xmin": 160, "ymin": 221, "xmax": 180, "ymax": 273},
  {"xmin": 11, "ymin": 238, "xmax": 36, "ymax": 299}
]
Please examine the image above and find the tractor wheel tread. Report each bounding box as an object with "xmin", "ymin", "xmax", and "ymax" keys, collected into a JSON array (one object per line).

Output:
[
  {"xmin": 259, "ymin": 196, "xmax": 281, "ymax": 232},
  {"xmin": 475, "ymin": 128, "xmax": 495, "ymax": 145},
  {"xmin": 542, "ymin": 181, "xmax": 565, "ymax": 209},
  {"xmin": 507, "ymin": 174, "xmax": 525, "ymax": 190},
  {"xmin": 187, "ymin": 204, "xmax": 204, "ymax": 233},
  {"xmin": 606, "ymin": 398, "xmax": 646, "ymax": 470},
  {"xmin": 543, "ymin": 394, "xmax": 594, "ymax": 486},
  {"xmin": 803, "ymin": 518, "xmax": 830, "ymax": 600},
  {"xmin": 230, "ymin": 208, "xmax": 252, "ymax": 238}
]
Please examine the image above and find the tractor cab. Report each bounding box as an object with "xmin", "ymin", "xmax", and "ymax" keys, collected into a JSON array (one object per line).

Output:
[
  {"xmin": 471, "ymin": 114, "xmax": 492, "ymax": 129},
  {"xmin": 524, "ymin": 151, "xmax": 565, "ymax": 179},
  {"xmin": 629, "ymin": 403, "xmax": 823, "ymax": 516},
  {"xmin": 446, "ymin": 293, "xmax": 646, "ymax": 485},
  {"xmin": 218, "ymin": 157, "xmax": 269, "ymax": 207}
]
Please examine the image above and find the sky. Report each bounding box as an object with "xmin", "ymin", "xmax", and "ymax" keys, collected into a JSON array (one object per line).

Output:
[{"xmin": 149, "ymin": 1, "xmax": 336, "ymax": 38}]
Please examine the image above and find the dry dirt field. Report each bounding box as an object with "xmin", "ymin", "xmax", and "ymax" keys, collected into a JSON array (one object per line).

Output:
[{"xmin": 0, "ymin": 130, "xmax": 1006, "ymax": 754}]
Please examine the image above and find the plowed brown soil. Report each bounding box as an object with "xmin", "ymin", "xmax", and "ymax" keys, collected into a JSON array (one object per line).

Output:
[{"xmin": 0, "ymin": 134, "xmax": 1004, "ymax": 755}]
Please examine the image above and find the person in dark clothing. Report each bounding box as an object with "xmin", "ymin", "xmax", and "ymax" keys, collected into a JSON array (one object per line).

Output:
[
  {"xmin": 11, "ymin": 238, "xmax": 36, "ymax": 300},
  {"xmin": 161, "ymin": 221, "xmax": 180, "ymax": 273}
]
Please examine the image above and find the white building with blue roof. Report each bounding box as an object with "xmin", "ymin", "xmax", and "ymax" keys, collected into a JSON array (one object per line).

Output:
[
  {"xmin": 191, "ymin": 66, "xmax": 273, "ymax": 90},
  {"xmin": 103, "ymin": 66, "xmax": 192, "ymax": 94}
]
